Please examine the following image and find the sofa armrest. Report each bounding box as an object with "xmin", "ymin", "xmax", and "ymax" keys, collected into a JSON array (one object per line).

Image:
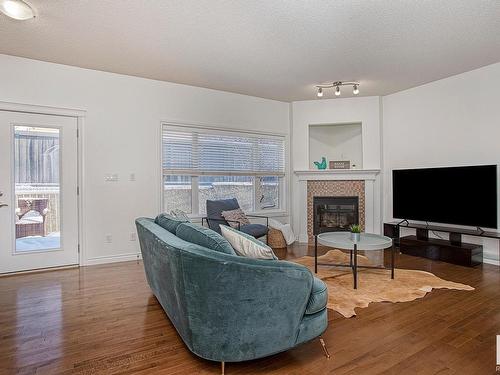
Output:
[{"xmin": 180, "ymin": 251, "xmax": 313, "ymax": 362}]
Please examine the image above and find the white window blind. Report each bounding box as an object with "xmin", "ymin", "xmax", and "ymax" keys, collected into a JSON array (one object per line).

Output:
[{"xmin": 162, "ymin": 125, "xmax": 285, "ymax": 176}]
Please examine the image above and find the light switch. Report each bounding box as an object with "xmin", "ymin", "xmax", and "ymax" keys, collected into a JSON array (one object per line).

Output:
[{"xmin": 104, "ymin": 174, "xmax": 119, "ymax": 182}]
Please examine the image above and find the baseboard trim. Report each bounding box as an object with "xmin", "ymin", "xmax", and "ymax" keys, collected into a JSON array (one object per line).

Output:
[
  {"xmin": 299, "ymin": 234, "xmax": 309, "ymax": 243},
  {"xmin": 483, "ymin": 258, "xmax": 500, "ymax": 266},
  {"xmin": 0, "ymin": 264, "xmax": 79, "ymax": 277},
  {"xmin": 85, "ymin": 253, "xmax": 142, "ymax": 266}
]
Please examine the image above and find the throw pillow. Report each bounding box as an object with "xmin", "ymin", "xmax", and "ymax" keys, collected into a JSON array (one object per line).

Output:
[
  {"xmin": 170, "ymin": 209, "xmax": 191, "ymax": 222},
  {"xmin": 176, "ymin": 223, "xmax": 236, "ymax": 255},
  {"xmin": 155, "ymin": 213, "xmax": 188, "ymax": 234},
  {"xmin": 221, "ymin": 208, "xmax": 251, "ymax": 228},
  {"xmin": 269, "ymin": 218, "xmax": 296, "ymax": 245},
  {"xmin": 220, "ymin": 225, "xmax": 277, "ymax": 260}
]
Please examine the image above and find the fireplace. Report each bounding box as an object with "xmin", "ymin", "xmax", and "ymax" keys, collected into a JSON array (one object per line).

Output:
[{"xmin": 313, "ymin": 196, "xmax": 359, "ymax": 235}]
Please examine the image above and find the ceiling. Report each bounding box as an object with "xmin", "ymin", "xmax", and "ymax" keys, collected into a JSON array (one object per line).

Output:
[{"xmin": 1, "ymin": 0, "xmax": 500, "ymax": 102}]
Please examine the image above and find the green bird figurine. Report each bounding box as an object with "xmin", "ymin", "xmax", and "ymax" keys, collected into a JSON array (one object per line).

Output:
[{"xmin": 314, "ymin": 157, "xmax": 327, "ymax": 170}]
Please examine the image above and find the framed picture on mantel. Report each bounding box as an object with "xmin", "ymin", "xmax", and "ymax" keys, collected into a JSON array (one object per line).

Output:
[{"xmin": 329, "ymin": 160, "xmax": 350, "ymax": 169}]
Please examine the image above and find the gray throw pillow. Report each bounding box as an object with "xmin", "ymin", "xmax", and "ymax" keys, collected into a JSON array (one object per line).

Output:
[{"xmin": 221, "ymin": 208, "xmax": 251, "ymax": 228}]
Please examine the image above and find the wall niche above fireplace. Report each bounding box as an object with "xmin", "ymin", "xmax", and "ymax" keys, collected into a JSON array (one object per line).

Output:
[
  {"xmin": 313, "ymin": 196, "xmax": 359, "ymax": 235},
  {"xmin": 308, "ymin": 123, "xmax": 363, "ymax": 170}
]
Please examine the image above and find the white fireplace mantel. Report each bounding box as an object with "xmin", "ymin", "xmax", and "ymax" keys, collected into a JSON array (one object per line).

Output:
[
  {"xmin": 294, "ymin": 169, "xmax": 380, "ymax": 181},
  {"xmin": 293, "ymin": 169, "xmax": 381, "ymax": 243}
]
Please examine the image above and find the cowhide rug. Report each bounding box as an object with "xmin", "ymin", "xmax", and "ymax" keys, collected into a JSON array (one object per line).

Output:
[{"xmin": 293, "ymin": 250, "xmax": 474, "ymax": 318}]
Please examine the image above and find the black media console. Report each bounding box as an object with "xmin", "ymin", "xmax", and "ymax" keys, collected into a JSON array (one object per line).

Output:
[{"xmin": 383, "ymin": 222, "xmax": 500, "ymax": 267}]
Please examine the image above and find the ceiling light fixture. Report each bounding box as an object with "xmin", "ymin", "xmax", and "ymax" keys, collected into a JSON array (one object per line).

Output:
[
  {"xmin": 315, "ymin": 81, "xmax": 360, "ymax": 98},
  {"xmin": 0, "ymin": 0, "xmax": 35, "ymax": 20}
]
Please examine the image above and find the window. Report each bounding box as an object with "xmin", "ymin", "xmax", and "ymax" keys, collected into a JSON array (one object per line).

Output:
[
  {"xmin": 14, "ymin": 126, "xmax": 61, "ymax": 252},
  {"xmin": 162, "ymin": 125, "xmax": 285, "ymax": 215}
]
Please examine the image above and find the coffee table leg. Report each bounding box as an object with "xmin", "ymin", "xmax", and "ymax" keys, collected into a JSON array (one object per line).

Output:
[
  {"xmin": 350, "ymin": 250, "xmax": 353, "ymax": 267},
  {"xmin": 391, "ymin": 243, "xmax": 395, "ymax": 279},
  {"xmin": 314, "ymin": 235, "xmax": 318, "ymax": 274},
  {"xmin": 353, "ymin": 243, "xmax": 358, "ymax": 289}
]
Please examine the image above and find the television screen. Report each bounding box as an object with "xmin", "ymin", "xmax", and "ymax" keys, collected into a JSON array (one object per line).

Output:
[{"xmin": 392, "ymin": 165, "xmax": 497, "ymax": 228}]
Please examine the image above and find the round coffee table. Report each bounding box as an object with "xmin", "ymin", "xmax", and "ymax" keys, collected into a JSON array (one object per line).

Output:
[{"xmin": 315, "ymin": 232, "xmax": 394, "ymax": 289}]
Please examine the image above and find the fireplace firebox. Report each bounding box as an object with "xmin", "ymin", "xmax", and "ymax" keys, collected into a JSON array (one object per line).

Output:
[{"xmin": 313, "ymin": 196, "xmax": 359, "ymax": 235}]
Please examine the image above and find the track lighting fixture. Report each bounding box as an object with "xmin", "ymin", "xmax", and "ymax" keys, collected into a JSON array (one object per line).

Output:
[{"xmin": 314, "ymin": 81, "xmax": 360, "ymax": 98}]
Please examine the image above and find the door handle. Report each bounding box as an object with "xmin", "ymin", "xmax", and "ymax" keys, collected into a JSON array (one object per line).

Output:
[
  {"xmin": 0, "ymin": 192, "xmax": 8, "ymax": 207},
  {"xmin": 0, "ymin": 192, "xmax": 7, "ymax": 207}
]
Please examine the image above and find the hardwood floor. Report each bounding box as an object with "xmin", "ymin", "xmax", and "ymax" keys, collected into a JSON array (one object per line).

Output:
[{"xmin": 0, "ymin": 244, "xmax": 498, "ymax": 374}]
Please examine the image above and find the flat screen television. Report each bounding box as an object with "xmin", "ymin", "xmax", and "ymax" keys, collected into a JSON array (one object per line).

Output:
[{"xmin": 392, "ymin": 165, "xmax": 498, "ymax": 229}]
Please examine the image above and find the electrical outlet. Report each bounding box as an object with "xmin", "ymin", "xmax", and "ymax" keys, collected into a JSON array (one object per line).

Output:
[
  {"xmin": 105, "ymin": 234, "xmax": 113, "ymax": 243},
  {"xmin": 130, "ymin": 232, "xmax": 137, "ymax": 241}
]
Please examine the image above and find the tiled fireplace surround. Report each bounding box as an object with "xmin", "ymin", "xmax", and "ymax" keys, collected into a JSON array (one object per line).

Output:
[
  {"xmin": 294, "ymin": 169, "xmax": 381, "ymax": 243},
  {"xmin": 307, "ymin": 180, "xmax": 365, "ymax": 241}
]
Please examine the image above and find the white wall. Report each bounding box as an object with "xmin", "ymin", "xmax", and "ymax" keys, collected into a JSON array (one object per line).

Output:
[
  {"xmin": 2, "ymin": 53, "xmax": 498, "ymax": 266},
  {"xmin": 309, "ymin": 123, "xmax": 363, "ymax": 169},
  {"xmin": 0, "ymin": 54, "xmax": 290, "ymax": 265},
  {"xmin": 290, "ymin": 96, "xmax": 383, "ymax": 239},
  {"xmin": 382, "ymin": 62, "xmax": 500, "ymax": 264}
]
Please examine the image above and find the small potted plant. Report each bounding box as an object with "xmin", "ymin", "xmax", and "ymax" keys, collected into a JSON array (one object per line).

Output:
[{"xmin": 349, "ymin": 224, "xmax": 361, "ymax": 242}]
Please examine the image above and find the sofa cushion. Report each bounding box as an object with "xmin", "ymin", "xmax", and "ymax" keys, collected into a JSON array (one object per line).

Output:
[
  {"xmin": 305, "ymin": 277, "xmax": 328, "ymax": 315},
  {"xmin": 155, "ymin": 213, "xmax": 187, "ymax": 234},
  {"xmin": 176, "ymin": 223, "xmax": 236, "ymax": 255},
  {"xmin": 220, "ymin": 225, "xmax": 277, "ymax": 260},
  {"xmin": 240, "ymin": 223, "xmax": 268, "ymax": 238}
]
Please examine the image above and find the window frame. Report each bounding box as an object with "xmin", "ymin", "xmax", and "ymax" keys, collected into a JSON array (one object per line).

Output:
[{"xmin": 159, "ymin": 122, "xmax": 288, "ymax": 218}]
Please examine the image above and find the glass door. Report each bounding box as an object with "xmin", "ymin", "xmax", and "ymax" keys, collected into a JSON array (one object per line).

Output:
[{"xmin": 0, "ymin": 111, "xmax": 79, "ymax": 273}]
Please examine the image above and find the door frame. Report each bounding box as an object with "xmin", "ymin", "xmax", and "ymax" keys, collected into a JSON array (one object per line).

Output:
[{"xmin": 0, "ymin": 101, "xmax": 86, "ymax": 268}]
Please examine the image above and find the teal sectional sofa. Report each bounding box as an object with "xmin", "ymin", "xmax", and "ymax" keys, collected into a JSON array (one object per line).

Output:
[{"xmin": 135, "ymin": 217, "xmax": 329, "ymax": 372}]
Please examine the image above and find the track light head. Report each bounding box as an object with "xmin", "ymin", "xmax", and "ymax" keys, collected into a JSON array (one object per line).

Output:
[{"xmin": 314, "ymin": 81, "xmax": 359, "ymax": 98}]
